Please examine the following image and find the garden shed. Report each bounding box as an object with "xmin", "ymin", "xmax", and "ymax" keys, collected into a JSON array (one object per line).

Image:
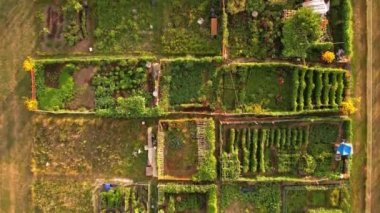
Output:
[
  {"xmin": 302, "ymin": 0, "xmax": 330, "ymax": 15},
  {"xmin": 211, "ymin": 17, "xmax": 218, "ymax": 36}
]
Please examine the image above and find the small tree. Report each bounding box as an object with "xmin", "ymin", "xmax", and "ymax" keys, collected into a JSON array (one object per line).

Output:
[
  {"xmin": 322, "ymin": 51, "xmax": 336, "ymax": 63},
  {"xmin": 341, "ymin": 98, "xmax": 360, "ymax": 115},
  {"xmin": 24, "ymin": 98, "xmax": 38, "ymax": 111},
  {"xmin": 226, "ymin": 0, "xmax": 246, "ymax": 14},
  {"xmin": 282, "ymin": 8, "xmax": 322, "ymax": 60},
  {"xmin": 23, "ymin": 57, "xmax": 35, "ymax": 72}
]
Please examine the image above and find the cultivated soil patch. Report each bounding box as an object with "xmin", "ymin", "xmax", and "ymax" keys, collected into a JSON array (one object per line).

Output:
[
  {"xmin": 66, "ymin": 66, "xmax": 96, "ymax": 110},
  {"xmin": 162, "ymin": 121, "xmax": 198, "ymax": 178}
]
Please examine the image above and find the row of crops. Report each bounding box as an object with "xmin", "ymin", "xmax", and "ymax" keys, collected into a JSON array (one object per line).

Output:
[
  {"xmin": 220, "ymin": 118, "xmax": 351, "ymax": 180},
  {"xmin": 292, "ymin": 69, "xmax": 347, "ymax": 111}
]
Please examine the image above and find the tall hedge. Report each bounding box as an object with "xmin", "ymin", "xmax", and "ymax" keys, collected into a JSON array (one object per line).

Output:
[
  {"xmin": 250, "ymin": 129, "xmax": 258, "ymax": 173},
  {"xmin": 315, "ymin": 72, "xmax": 323, "ymax": 108},
  {"xmin": 306, "ymin": 70, "xmax": 314, "ymax": 109},
  {"xmin": 259, "ymin": 129, "xmax": 267, "ymax": 173}
]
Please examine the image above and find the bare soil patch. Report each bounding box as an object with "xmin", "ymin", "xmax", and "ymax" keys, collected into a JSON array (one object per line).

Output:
[
  {"xmin": 66, "ymin": 66, "xmax": 96, "ymax": 110},
  {"xmin": 224, "ymin": 201, "xmax": 255, "ymax": 213},
  {"xmin": 44, "ymin": 63, "xmax": 64, "ymax": 88}
]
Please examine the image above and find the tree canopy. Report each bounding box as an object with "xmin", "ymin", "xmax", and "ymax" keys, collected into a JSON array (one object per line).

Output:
[{"xmin": 282, "ymin": 8, "xmax": 322, "ymax": 59}]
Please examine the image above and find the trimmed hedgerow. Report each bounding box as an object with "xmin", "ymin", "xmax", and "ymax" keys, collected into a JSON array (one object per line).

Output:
[{"xmin": 193, "ymin": 119, "xmax": 217, "ymax": 181}]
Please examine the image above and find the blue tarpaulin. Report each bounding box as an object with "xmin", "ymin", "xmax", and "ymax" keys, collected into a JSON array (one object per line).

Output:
[
  {"xmin": 103, "ymin": 183, "xmax": 112, "ymax": 191},
  {"xmin": 337, "ymin": 143, "xmax": 353, "ymax": 156}
]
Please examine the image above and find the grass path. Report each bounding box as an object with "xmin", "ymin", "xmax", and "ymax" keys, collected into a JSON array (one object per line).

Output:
[
  {"xmin": 0, "ymin": 0, "xmax": 38, "ymax": 212},
  {"xmin": 348, "ymin": 0, "xmax": 368, "ymax": 211},
  {"xmin": 369, "ymin": 0, "xmax": 380, "ymax": 211}
]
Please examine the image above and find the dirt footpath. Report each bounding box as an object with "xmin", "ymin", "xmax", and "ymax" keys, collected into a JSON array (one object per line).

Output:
[
  {"xmin": 370, "ymin": 0, "xmax": 380, "ymax": 212},
  {"xmin": 0, "ymin": 0, "xmax": 37, "ymax": 212},
  {"xmin": 350, "ymin": 0, "xmax": 368, "ymax": 212}
]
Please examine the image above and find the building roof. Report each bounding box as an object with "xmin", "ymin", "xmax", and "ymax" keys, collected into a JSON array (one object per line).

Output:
[
  {"xmin": 303, "ymin": 0, "xmax": 330, "ymax": 15},
  {"xmin": 211, "ymin": 17, "xmax": 217, "ymax": 36}
]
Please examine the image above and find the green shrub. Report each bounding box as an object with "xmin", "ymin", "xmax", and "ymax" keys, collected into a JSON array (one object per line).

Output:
[
  {"xmin": 315, "ymin": 72, "xmax": 323, "ymax": 108},
  {"xmin": 306, "ymin": 70, "xmax": 314, "ymax": 109},
  {"xmin": 226, "ymin": 0, "xmax": 246, "ymax": 14},
  {"xmin": 282, "ymin": 8, "xmax": 323, "ymax": 59},
  {"xmin": 306, "ymin": 42, "xmax": 334, "ymax": 61},
  {"xmin": 323, "ymin": 72, "xmax": 331, "ymax": 106},
  {"xmin": 258, "ymin": 129, "xmax": 267, "ymax": 173},
  {"xmin": 221, "ymin": 151, "xmax": 241, "ymax": 180},
  {"xmin": 250, "ymin": 129, "xmax": 258, "ymax": 173},
  {"xmin": 37, "ymin": 64, "xmax": 76, "ymax": 110},
  {"xmin": 116, "ymin": 96, "xmax": 146, "ymax": 117}
]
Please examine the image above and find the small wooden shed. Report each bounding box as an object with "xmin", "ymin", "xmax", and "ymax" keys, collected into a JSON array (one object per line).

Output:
[{"xmin": 211, "ymin": 17, "xmax": 218, "ymax": 37}]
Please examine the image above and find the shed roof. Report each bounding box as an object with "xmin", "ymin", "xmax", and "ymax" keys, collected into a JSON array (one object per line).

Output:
[{"xmin": 303, "ymin": 0, "xmax": 330, "ymax": 15}]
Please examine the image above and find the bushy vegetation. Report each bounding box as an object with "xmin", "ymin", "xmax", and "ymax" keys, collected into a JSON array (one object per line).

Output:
[
  {"xmin": 158, "ymin": 184, "xmax": 217, "ymax": 213},
  {"xmin": 328, "ymin": 0, "xmax": 353, "ymax": 57},
  {"xmin": 100, "ymin": 185, "xmax": 148, "ymax": 212},
  {"xmin": 35, "ymin": 63, "xmax": 76, "ymax": 110},
  {"xmin": 32, "ymin": 178, "xmax": 93, "ymax": 212},
  {"xmin": 221, "ymin": 184, "xmax": 281, "ymax": 213},
  {"xmin": 282, "ymin": 8, "xmax": 322, "ymax": 59},
  {"xmin": 221, "ymin": 117, "xmax": 351, "ymax": 180},
  {"xmin": 228, "ymin": 7, "xmax": 283, "ymax": 59},
  {"xmin": 160, "ymin": 57, "xmax": 222, "ymax": 111},
  {"xmin": 62, "ymin": 0, "xmax": 87, "ymax": 46},
  {"xmin": 283, "ymin": 185, "xmax": 351, "ymax": 212},
  {"xmin": 94, "ymin": 0, "xmax": 220, "ymax": 55}
]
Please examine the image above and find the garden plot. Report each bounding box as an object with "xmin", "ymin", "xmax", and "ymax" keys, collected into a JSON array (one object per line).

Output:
[
  {"xmin": 216, "ymin": 63, "xmax": 349, "ymax": 114},
  {"xmin": 94, "ymin": 0, "xmax": 221, "ymax": 55},
  {"xmin": 96, "ymin": 183, "xmax": 149, "ymax": 212},
  {"xmin": 220, "ymin": 183, "xmax": 281, "ymax": 213},
  {"xmin": 283, "ymin": 184, "xmax": 351, "ymax": 212},
  {"xmin": 36, "ymin": 0, "xmax": 92, "ymax": 52},
  {"xmin": 226, "ymin": 4, "xmax": 284, "ymax": 59},
  {"xmin": 160, "ymin": 57, "xmax": 222, "ymax": 111},
  {"xmin": 157, "ymin": 184, "xmax": 217, "ymax": 213},
  {"xmin": 32, "ymin": 115, "xmax": 154, "ymax": 181},
  {"xmin": 32, "ymin": 178, "xmax": 94, "ymax": 212},
  {"xmin": 157, "ymin": 119, "xmax": 216, "ymax": 181},
  {"xmin": 219, "ymin": 117, "xmax": 352, "ymax": 180},
  {"xmin": 34, "ymin": 56, "xmax": 161, "ymax": 117}
]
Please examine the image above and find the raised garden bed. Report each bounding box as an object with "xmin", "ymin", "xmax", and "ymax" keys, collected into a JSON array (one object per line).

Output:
[
  {"xmin": 219, "ymin": 117, "xmax": 352, "ymax": 181},
  {"xmin": 157, "ymin": 119, "xmax": 216, "ymax": 181}
]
